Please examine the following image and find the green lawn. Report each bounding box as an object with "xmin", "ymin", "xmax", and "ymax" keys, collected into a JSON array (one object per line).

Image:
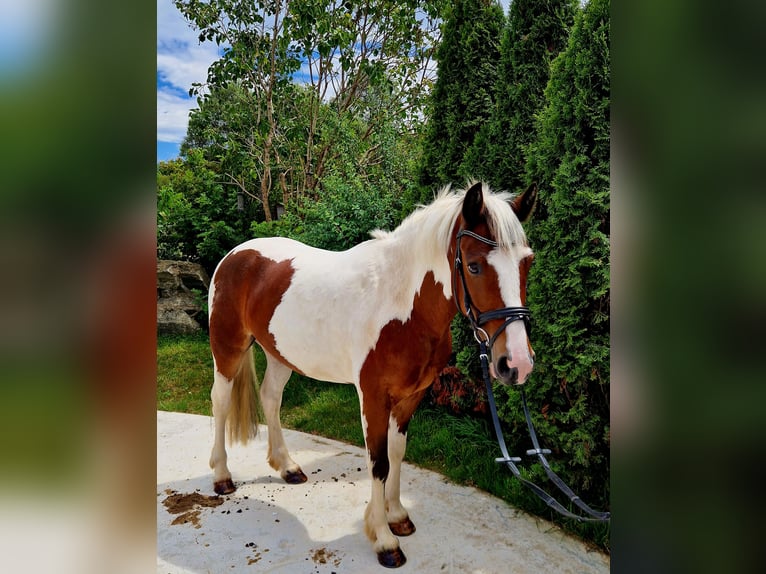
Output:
[{"xmin": 157, "ymin": 333, "xmax": 609, "ymax": 552}]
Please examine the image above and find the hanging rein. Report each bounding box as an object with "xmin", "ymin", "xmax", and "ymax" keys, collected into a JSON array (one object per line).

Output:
[{"xmin": 453, "ymin": 229, "xmax": 610, "ymax": 523}]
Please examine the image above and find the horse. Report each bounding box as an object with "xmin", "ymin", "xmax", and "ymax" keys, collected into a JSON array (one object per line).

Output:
[{"xmin": 206, "ymin": 181, "xmax": 537, "ymax": 568}]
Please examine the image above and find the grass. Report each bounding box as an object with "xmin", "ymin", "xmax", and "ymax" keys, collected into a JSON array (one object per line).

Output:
[
  {"xmin": 157, "ymin": 333, "xmax": 609, "ymax": 552},
  {"xmin": 157, "ymin": 333, "xmax": 213, "ymax": 414}
]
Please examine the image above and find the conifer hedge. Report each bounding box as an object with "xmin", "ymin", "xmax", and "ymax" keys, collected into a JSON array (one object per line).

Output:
[
  {"xmin": 501, "ymin": 0, "xmax": 611, "ymax": 515},
  {"xmin": 418, "ymin": 0, "xmax": 611, "ymax": 531}
]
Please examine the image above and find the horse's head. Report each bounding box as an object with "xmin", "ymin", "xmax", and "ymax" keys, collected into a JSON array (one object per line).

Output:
[{"xmin": 453, "ymin": 182, "xmax": 537, "ymax": 386}]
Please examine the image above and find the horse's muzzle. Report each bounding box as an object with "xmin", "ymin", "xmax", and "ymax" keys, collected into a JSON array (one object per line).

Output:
[{"xmin": 494, "ymin": 354, "xmax": 533, "ymax": 386}]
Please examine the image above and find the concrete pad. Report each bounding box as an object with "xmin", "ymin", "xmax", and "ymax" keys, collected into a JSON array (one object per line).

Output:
[{"xmin": 157, "ymin": 411, "xmax": 609, "ymax": 573}]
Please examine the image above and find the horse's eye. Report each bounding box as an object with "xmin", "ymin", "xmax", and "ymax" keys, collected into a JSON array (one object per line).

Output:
[{"xmin": 467, "ymin": 262, "xmax": 481, "ymax": 275}]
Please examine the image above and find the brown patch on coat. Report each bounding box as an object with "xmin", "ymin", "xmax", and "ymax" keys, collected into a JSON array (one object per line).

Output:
[
  {"xmin": 452, "ymin": 220, "xmax": 515, "ymax": 347},
  {"xmin": 359, "ymin": 271, "xmax": 455, "ymax": 480},
  {"xmin": 519, "ymin": 253, "xmax": 535, "ymax": 357},
  {"xmin": 519, "ymin": 253, "xmax": 534, "ymax": 305},
  {"xmin": 209, "ymin": 249, "xmax": 303, "ymax": 378}
]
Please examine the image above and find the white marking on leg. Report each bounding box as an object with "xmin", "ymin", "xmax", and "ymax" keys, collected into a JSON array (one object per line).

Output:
[
  {"xmin": 385, "ymin": 416, "xmax": 409, "ymax": 524},
  {"xmin": 365, "ymin": 479, "xmax": 399, "ymax": 553},
  {"xmin": 209, "ymin": 364, "xmax": 233, "ymax": 485},
  {"xmin": 259, "ymin": 352, "xmax": 299, "ymax": 477}
]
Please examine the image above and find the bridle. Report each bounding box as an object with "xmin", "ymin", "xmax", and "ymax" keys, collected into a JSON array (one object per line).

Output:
[
  {"xmin": 452, "ymin": 229, "xmax": 531, "ymax": 354},
  {"xmin": 452, "ymin": 227, "xmax": 610, "ymax": 523}
]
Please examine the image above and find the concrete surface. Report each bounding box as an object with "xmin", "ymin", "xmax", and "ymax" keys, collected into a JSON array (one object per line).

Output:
[{"xmin": 157, "ymin": 411, "xmax": 609, "ymax": 573}]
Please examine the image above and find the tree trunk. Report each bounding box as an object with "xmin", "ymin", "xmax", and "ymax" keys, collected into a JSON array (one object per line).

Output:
[{"xmin": 261, "ymin": 134, "xmax": 273, "ymax": 222}]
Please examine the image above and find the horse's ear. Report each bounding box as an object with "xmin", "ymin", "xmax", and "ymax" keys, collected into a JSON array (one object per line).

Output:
[
  {"xmin": 510, "ymin": 182, "xmax": 538, "ymax": 223},
  {"xmin": 462, "ymin": 181, "xmax": 485, "ymax": 228}
]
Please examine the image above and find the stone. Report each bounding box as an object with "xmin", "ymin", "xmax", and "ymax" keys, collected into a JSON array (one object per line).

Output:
[{"xmin": 157, "ymin": 260, "xmax": 210, "ymax": 334}]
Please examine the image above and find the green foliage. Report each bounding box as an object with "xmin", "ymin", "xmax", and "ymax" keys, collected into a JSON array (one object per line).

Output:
[
  {"xmin": 410, "ymin": 0, "xmax": 506, "ymax": 426},
  {"xmin": 416, "ymin": 0, "xmax": 611, "ymax": 526},
  {"xmin": 464, "ymin": 0, "xmax": 576, "ymax": 193},
  {"xmin": 451, "ymin": 314, "xmax": 482, "ymax": 381},
  {"xmin": 418, "ymin": 0, "xmax": 505, "ymax": 198},
  {"xmin": 175, "ymin": 0, "xmax": 443, "ymax": 216},
  {"xmin": 157, "ymin": 149, "xmax": 253, "ymax": 273},
  {"xmin": 296, "ymin": 176, "xmax": 399, "ymax": 250},
  {"xmin": 521, "ymin": 0, "xmax": 610, "ymax": 511},
  {"xmin": 249, "ymin": 92, "xmax": 416, "ymax": 251}
]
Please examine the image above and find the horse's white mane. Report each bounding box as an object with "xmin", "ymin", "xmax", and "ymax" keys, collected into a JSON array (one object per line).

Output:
[{"xmin": 370, "ymin": 182, "xmax": 528, "ymax": 252}]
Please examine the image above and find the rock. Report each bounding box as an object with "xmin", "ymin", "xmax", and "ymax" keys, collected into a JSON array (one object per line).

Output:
[{"xmin": 157, "ymin": 260, "xmax": 210, "ymax": 334}]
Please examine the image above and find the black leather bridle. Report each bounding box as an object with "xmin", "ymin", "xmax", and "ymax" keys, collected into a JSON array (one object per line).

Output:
[
  {"xmin": 452, "ymin": 228, "xmax": 610, "ymax": 522},
  {"xmin": 452, "ymin": 229, "xmax": 531, "ymax": 352}
]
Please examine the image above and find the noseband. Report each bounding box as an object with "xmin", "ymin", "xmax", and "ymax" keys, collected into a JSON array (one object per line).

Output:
[{"xmin": 453, "ymin": 229, "xmax": 531, "ymax": 352}]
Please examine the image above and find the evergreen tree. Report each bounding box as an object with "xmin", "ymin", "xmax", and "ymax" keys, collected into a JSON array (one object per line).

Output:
[
  {"xmin": 418, "ymin": 0, "xmax": 505, "ymax": 200},
  {"xmin": 464, "ymin": 0, "xmax": 576, "ymax": 193},
  {"xmin": 503, "ymin": 0, "xmax": 610, "ymax": 513}
]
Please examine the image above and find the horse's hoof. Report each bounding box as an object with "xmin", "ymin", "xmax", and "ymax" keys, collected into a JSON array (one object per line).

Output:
[
  {"xmin": 389, "ymin": 517, "xmax": 416, "ymax": 537},
  {"xmin": 213, "ymin": 478, "xmax": 236, "ymax": 495},
  {"xmin": 283, "ymin": 469, "xmax": 308, "ymax": 484},
  {"xmin": 377, "ymin": 547, "xmax": 407, "ymax": 568}
]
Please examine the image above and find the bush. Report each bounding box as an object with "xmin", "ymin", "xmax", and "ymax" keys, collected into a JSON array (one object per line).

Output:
[
  {"xmin": 291, "ymin": 175, "xmax": 401, "ymax": 251},
  {"xmin": 425, "ymin": 366, "xmax": 488, "ymax": 416},
  {"xmin": 157, "ymin": 149, "xmax": 253, "ymax": 275}
]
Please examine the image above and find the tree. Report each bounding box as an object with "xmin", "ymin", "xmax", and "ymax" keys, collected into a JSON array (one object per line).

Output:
[
  {"xmin": 418, "ymin": 0, "xmax": 505, "ymax": 198},
  {"xmin": 503, "ymin": 0, "xmax": 610, "ymax": 513},
  {"xmin": 181, "ymin": 81, "xmax": 312, "ymax": 221},
  {"xmin": 463, "ymin": 0, "xmax": 577, "ymax": 193},
  {"xmin": 174, "ymin": 0, "xmax": 443, "ymax": 219},
  {"xmin": 158, "ymin": 149, "xmax": 252, "ymax": 274}
]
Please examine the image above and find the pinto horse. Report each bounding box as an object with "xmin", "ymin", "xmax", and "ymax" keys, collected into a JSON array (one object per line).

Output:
[{"xmin": 207, "ymin": 181, "xmax": 537, "ymax": 567}]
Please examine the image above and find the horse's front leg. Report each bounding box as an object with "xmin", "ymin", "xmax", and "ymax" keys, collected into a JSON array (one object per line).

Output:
[
  {"xmin": 361, "ymin": 395, "xmax": 407, "ymax": 568},
  {"xmin": 385, "ymin": 390, "xmax": 426, "ymax": 536}
]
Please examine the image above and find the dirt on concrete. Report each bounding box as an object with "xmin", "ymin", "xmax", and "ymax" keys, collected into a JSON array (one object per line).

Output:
[{"xmin": 161, "ymin": 488, "xmax": 224, "ymax": 529}]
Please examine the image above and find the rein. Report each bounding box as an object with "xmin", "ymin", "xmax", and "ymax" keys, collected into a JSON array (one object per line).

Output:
[{"xmin": 454, "ymin": 229, "xmax": 610, "ymax": 523}]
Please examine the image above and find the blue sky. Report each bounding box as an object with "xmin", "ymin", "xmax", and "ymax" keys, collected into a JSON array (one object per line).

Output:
[
  {"xmin": 156, "ymin": 0, "xmax": 224, "ymax": 162},
  {"xmin": 157, "ymin": 0, "xmax": 512, "ymax": 163}
]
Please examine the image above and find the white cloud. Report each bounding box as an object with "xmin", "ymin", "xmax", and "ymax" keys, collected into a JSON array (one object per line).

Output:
[
  {"xmin": 157, "ymin": 89, "xmax": 196, "ymax": 144},
  {"xmin": 156, "ymin": 0, "xmax": 223, "ymax": 144}
]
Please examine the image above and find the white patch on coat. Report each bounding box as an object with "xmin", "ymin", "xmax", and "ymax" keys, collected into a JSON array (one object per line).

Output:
[{"xmin": 231, "ymin": 212, "xmax": 458, "ymax": 385}]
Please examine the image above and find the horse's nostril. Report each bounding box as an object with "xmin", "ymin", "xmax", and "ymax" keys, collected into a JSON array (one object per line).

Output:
[
  {"xmin": 496, "ymin": 356, "xmax": 510, "ymax": 376},
  {"xmin": 495, "ymin": 357, "xmax": 518, "ymax": 384}
]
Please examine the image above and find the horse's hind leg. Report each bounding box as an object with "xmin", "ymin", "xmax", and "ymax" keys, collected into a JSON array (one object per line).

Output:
[
  {"xmin": 260, "ymin": 351, "xmax": 306, "ymax": 484},
  {"xmin": 209, "ymin": 365, "xmax": 235, "ymax": 494},
  {"xmin": 208, "ymin": 332, "xmax": 257, "ymax": 495}
]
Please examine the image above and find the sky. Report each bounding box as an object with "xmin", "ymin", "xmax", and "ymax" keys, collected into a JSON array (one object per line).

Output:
[
  {"xmin": 156, "ymin": 0, "xmax": 223, "ymax": 162},
  {"xmin": 156, "ymin": 0, "xmax": 513, "ymax": 164}
]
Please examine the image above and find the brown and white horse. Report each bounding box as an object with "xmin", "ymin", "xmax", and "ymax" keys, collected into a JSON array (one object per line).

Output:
[{"xmin": 207, "ymin": 181, "xmax": 536, "ymax": 567}]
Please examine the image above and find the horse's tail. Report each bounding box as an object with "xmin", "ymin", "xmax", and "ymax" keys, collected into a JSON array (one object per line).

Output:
[{"xmin": 227, "ymin": 347, "xmax": 259, "ymax": 445}]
